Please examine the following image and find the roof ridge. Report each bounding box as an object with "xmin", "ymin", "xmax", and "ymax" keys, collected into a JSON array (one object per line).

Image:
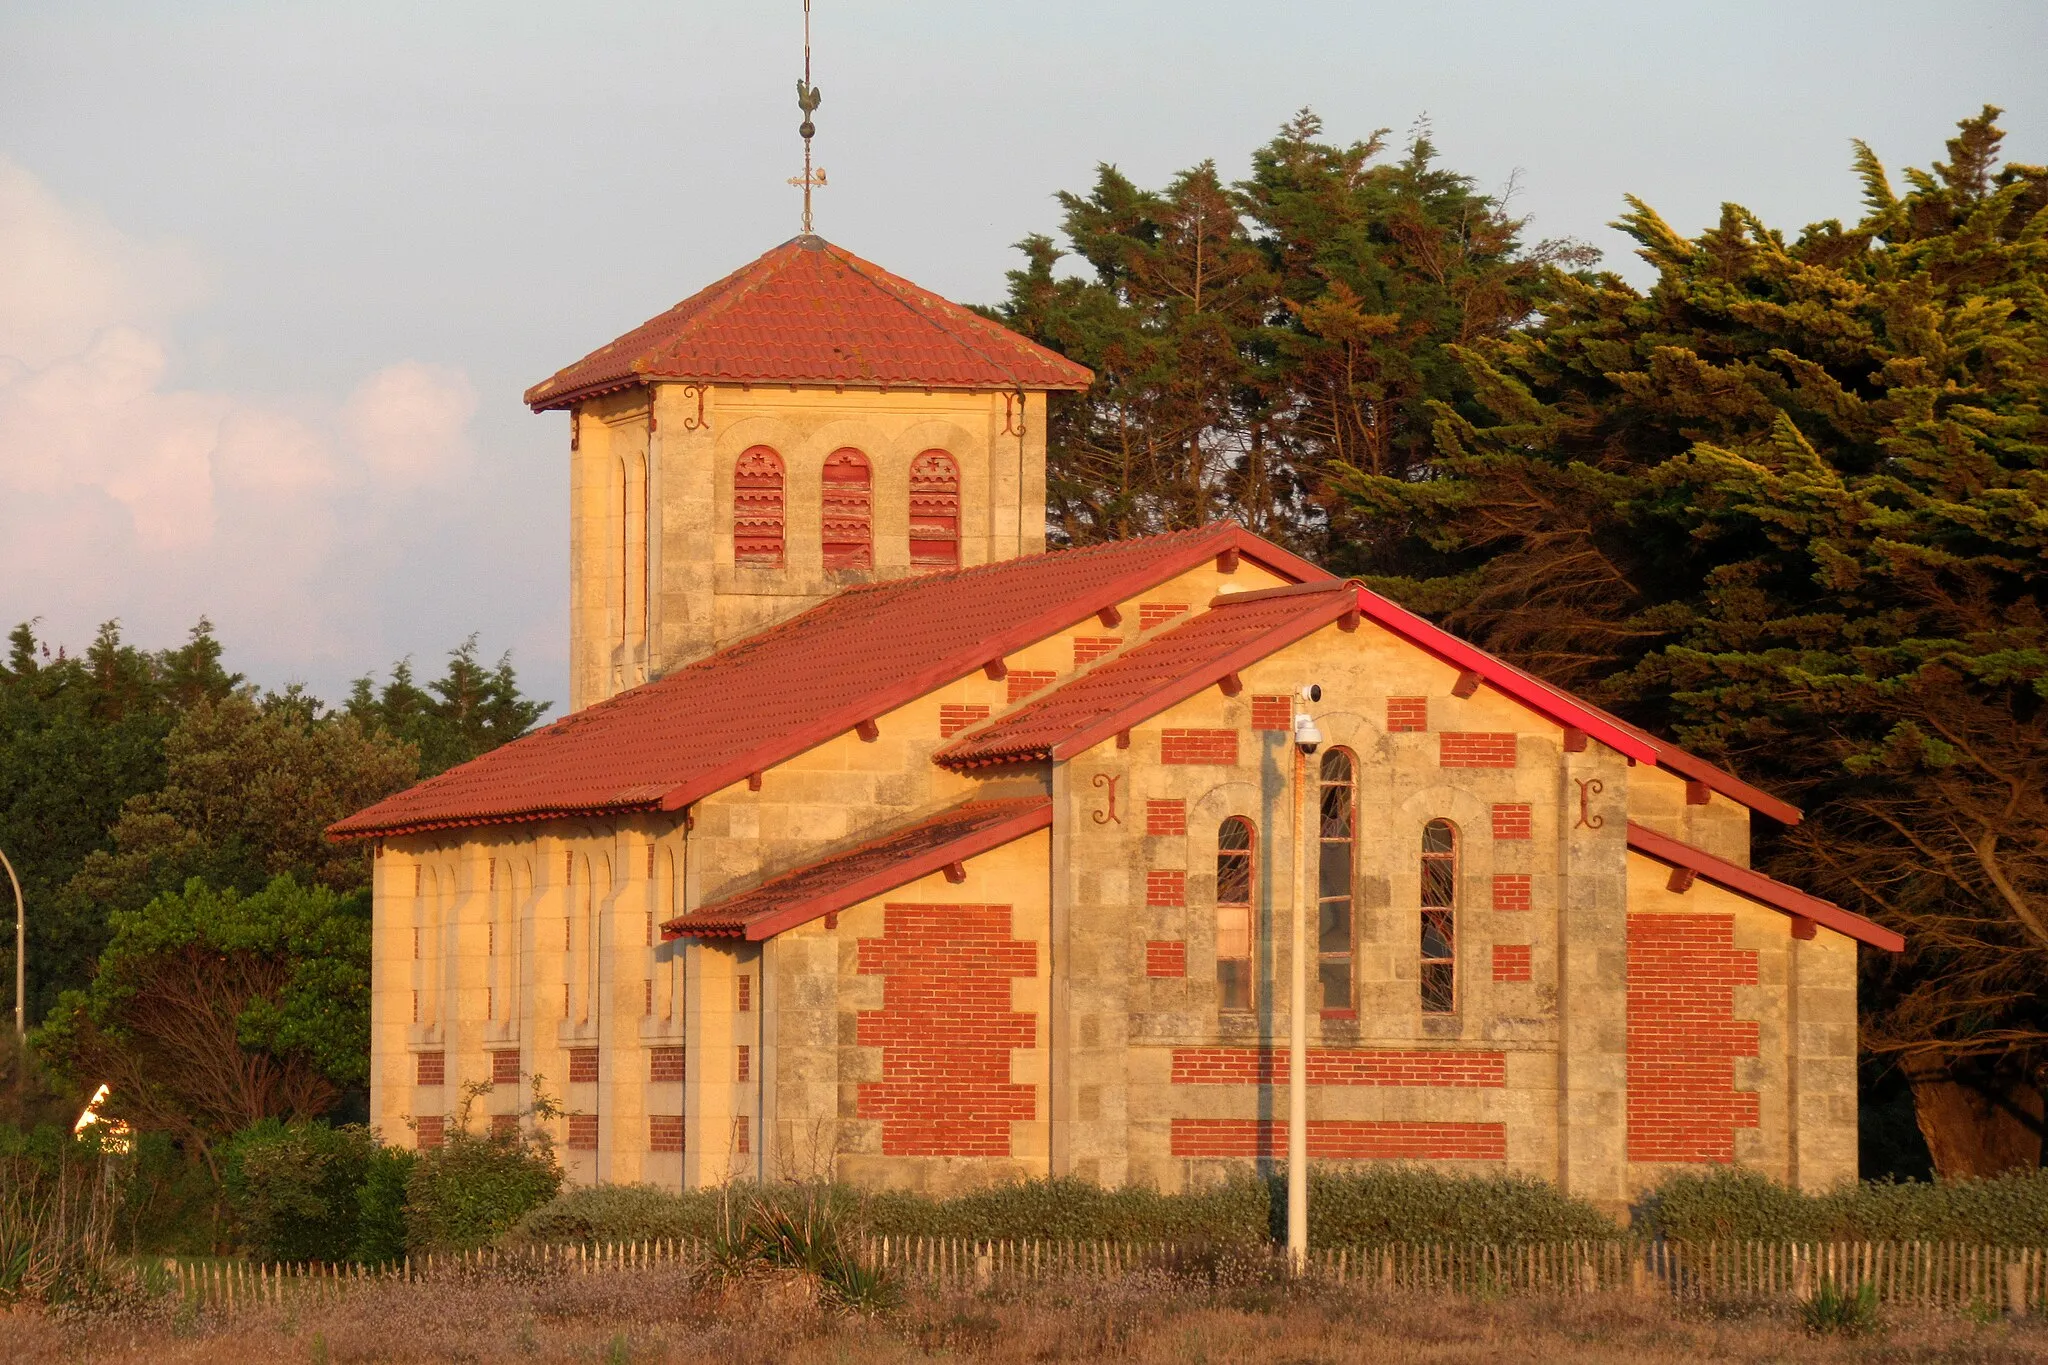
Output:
[
  {"xmin": 832, "ymin": 523, "xmax": 1237, "ymax": 597},
  {"xmin": 632, "ymin": 237, "xmax": 814, "ymax": 375},
  {"xmin": 824, "ymin": 244, "xmax": 1039, "ymax": 391}
]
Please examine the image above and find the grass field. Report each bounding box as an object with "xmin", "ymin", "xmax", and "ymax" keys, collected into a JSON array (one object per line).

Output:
[{"xmin": 3, "ymin": 1264, "xmax": 2042, "ymax": 1364}]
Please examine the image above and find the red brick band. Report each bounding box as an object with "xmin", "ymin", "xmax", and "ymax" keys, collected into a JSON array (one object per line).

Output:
[
  {"xmin": 939, "ymin": 703, "xmax": 991, "ymax": 738},
  {"xmin": 1441, "ymin": 733, "xmax": 1517, "ymax": 767},
  {"xmin": 1170, "ymin": 1119, "xmax": 1506, "ymax": 1160},
  {"xmin": 1491, "ymin": 803, "xmax": 1533, "ymax": 839},
  {"xmin": 1162, "ymin": 729, "xmax": 1239, "ymax": 765},
  {"xmin": 1074, "ymin": 636, "xmax": 1121, "ymax": 666},
  {"xmin": 1492, "ymin": 944, "xmax": 1533, "ymax": 982},
  {"xmin": 1171, "ymin": 1048, "xmax": 1505, "ymax": 1087},
  {"xmin": 1250, "ymin": 696, "xmax": 1293, "ymax": 732},
  {"xmin": 857, "ymin": 903, "xmax": 1037, "ymax": 1157},
  {"xmin": 1626, "ymin": 913, "xmax": 1761, "ymax": 1163},
  {"xmin": 1007, "ymin": 671, "xmax": 1056, "ymax": 703},
  {"xmin": 1386, "ymin": 697, "xmax": 1427, "ymax": 733},
  {"xmin": 1146, "ymin": 799, "xmax": 1187, "ymax": 837},
  {"xmin": 1146, "ymin": 870, "xmax": 1187, "ymax": 907},
  {"xmin": 1493, "ymin": 874, "xmax": 1532, "ymax": 911},
  {"xmin": 1145, "ymin": 941, "xmax": 1187, "ymax": 978}
]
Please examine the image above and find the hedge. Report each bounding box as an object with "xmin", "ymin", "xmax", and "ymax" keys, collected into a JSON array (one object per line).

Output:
[
  {"xmin": 515, "ymin": 1167, "xmax": 1613, "ymax": 1249},
  {"xmin": 1636, "ymin": 1168, "xmax": 2048, "ymax": 1246}
]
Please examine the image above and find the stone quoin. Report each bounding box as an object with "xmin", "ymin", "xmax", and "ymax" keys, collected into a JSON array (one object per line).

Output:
[{"xmin": 330, "ymin": 234, "xmax": 1901, "ymax": 1210}]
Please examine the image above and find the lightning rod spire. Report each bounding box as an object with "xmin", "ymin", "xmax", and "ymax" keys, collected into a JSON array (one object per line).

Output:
[{"xmin": 789, "ymin": 0, "xmax": 827, "ymax": 235}]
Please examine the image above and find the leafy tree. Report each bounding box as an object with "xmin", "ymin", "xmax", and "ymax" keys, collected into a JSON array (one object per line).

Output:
[
  {"xmin": 998, "ymin": 112, "xmax": 1583, "ymax": 566},
  {"xmin": 346, "ymin": 635, "xmax": 550, "ymax": 779},
  {"xmin": 223, "ymin": 1118, "xmax": 381, "ymax": 1263},
  {"xmin": 32, "ymin": 877, "xmax": 371, "ymax": 1180},
  {"xmin": 403, "ymin": 1081, "xmax": 562, "ymax": 1252},
  {"xmin": 1347, "ymin": 107, "xmax": 2048, "ymax": 1173},
  {"xmin": 59, "ymin": 690, "xmax": 418, "ymax": 926},
  {"xmin": 0, "ymin": 620, "xmax": 238, "ymax": 1021}
]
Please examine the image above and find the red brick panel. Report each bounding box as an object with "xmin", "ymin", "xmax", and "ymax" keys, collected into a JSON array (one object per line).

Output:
[
  {"xmin": 1492, "ymin": 944, "xmax": 1533, "ymax": 983},
  {"xmin": 490, "ymin": 1114, "xmax": 519, "ymax": 1140},
  {"xmin": 490, "ymin": 1050, "xmax": 520, "ymax": 1086},
  {"xmin": 1170, "ymin": 1048, "xmax": 1505, "ymax": 1088},
  {"xmin": 1007, "ymin": 671, "xmax": 1056, "ymax": 703},
  {"xmin": 1250, "ymin": 696, "xmax": 1293, "ymax": 731},
  {"xmin": 1491, "ymin": 803, "xmax": 1533, "ymax": 840},
  {"xmin": 415, "ymin": 1115, "xmax": 445, "ymax": 1150},
  {"xmin": 568, "ymin": 1048, "xmax": 599, "ymax": 1084},
  {"xmin": 1386, "ymin": 697, "xmax": 1428, "ymax": 733},
  {"xmin": 1146, "ymin": 870, "xmax": 1187, "ymax": 907},
  {"xmin": 649, "ymin": 1046, "xmax": 685, "ymax": 1083},
  {"xmin": 1146, "ymin": 799, "xmax": 1187, "ymax": 837},
  {"xmin": 567, "ymin": 1114, "xmax": 599, "ymax": 1151},
  {"xmin": 1170, "ymin": 1119, "xmax": 1506, "ymax": 1161},
  {"xmin": 416, "ymin": 1051, "xmax": 445, "ymax": 1087},
  {"xmin": 1493, "ymin": 874, "xmax": 1532, "ymax": 911},
  {"xmin": 856, "ymin": 903, "xmax": 1037, "ymax": 1157},
  {"xmin": 1145, "ymin": 941, "xmax": 1187, "ymax": 978},
  {"xmin": 1074, "ymin": 636, "xmax": 1121, "ymax": 667},
  {"xmin": 649, "ymin": 1115, "xmax": 684, "ymax": 1153},
  {"xmin": 1626, "ymin": 914, "xmax": 1761, "ymax": 1163},
  {"xmin": 1441, "ymin": 733, "xmax": 1518, "ymax": 768},
  {"xmin": 1139, "ymin": 602, "xmax": 1187, "ymax": 630},
  {"xmin": 939, "ymin": 704, "xmax": 991, "ymax": 738},
  {"xmin": 1162, "ymin": 729, "xmax": 1239, "ymax": 765}
]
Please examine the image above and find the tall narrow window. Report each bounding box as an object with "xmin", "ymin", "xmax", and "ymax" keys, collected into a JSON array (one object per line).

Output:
[
  {"xmin": 908, "ymin": 450, "xmax": 960, "ymax": 568},
  {"xmin": 1216, "ymin": 817, "xmax": 1255, "ymax": 1011},
  {"xmin": 1420, "ymin": 819, "xmax": 1458, "ymax": 1013},
  {"xmin": 733, "ymin": 447, "xmax": 785, "ymax": 567},
  {"xmin": 1318, "ymin": 748, "xmax": 1356, "ymax": 1013},
  {"xmin": 821, "ymin": 448, "xmax": 872, "ymax": 569}
]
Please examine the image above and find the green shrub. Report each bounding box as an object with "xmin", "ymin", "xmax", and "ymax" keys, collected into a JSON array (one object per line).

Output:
[
  {"xmin": 1637, "ymin": 1167, "xmax": 2048, "ymax": 1245},
  {"xmin": 1803, "ymin": 1278, "xmax": 1882, "ymax": 1336},
  {"xmin": 1308, "ymin": 1167, "xmax": 1615, "ymax": 1246},
  {"xmin": 405, "ymin": 1126, "xmax": 561, "ymax": 1252},
  {"xmin": 223, "ymin": 1119, "xmax": 380, "ymax": 1263},
  {"xmin": 355, "ymin": 1145, "xmax": 414, "ymax": 1264},
  {"xmin": 515, "ymin": 1167, "xmax": 1613, "ymax": 1249}
]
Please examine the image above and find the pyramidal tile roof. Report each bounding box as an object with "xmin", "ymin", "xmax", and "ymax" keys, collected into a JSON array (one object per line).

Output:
[
  {"xmin": 525, "ymin": 235, "xmax": 1094, "ymax": 410},
  {"xmin": 328, "ymin": 524, "xmax": 1327, "ymax": 840}
]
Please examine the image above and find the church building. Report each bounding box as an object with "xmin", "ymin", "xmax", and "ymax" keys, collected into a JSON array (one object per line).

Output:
[{"xmin": 331, "ymin": 233, "xmax": 1902, "ymax": 1212}]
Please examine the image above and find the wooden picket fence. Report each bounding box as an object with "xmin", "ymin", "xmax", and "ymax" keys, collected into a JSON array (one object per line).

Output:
[{"xmin": 163, "ymin": 1237, "xmax": 2046, "ymax": 1318}]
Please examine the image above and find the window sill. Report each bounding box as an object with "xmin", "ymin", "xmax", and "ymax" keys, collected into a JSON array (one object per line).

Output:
[{"xmin": 1319, "ymin": 1009, "xmax": 1358, "ymax": 1021}]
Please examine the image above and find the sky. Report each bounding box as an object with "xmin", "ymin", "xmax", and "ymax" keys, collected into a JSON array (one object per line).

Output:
[{"xmin": 1, "ymin": 1, "xmax": 2041, "ymax": 713}]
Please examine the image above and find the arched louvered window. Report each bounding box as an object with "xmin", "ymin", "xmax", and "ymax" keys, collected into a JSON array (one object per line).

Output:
[
  {"xmin": 1318, "ymin": 747, "xmax": 1356, "ymax": 1013},
  {"xmin": 908, "ymin": 450, "xmax": 960, "ymax": 568},
  {"xmin": 733, "ymin": 447, "xmax": 785, "ymax": 567},
  {"xmin": 1216, "ymin": 816, "xmax": 1255, "ymax": 1012},
  {"xmin": 821, "ymin": 448, "xmax": 872, "ymax": 569},
  {"xmin": 1420, "ymin": 818, "xmax": 1458, "ymax": 1013}
]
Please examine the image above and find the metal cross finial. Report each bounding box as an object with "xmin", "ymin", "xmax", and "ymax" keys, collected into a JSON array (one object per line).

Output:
[{"xmin": 788, "ymin": 0, "xmax": 827, "ymax": 235}]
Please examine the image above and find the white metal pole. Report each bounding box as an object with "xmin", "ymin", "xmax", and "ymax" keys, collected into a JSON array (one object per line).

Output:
[
  {"xmin": 1, "ymin": 844, "xmax": 22, "ymax": 1038},
  {"xmin": 1287, "ymin": 741, "xmax": 1308, "ymax": 1271}
]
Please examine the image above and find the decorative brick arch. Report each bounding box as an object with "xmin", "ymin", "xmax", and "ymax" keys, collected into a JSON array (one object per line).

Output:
[
  {"xmin": 821, "ymin": 448, "xmax": 873, "ymax": 569},
  {"xmin": 733, "ymin": 446, "xmax": 785, "ymax": 567},
  {"xmin": 908, "ymin": 450, "xmax": 960, "ymax": 568}
]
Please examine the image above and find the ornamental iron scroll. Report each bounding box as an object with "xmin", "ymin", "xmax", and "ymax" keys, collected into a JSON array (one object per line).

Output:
[
  {"xmin": 677, "ymin": 384, "xmax": 708, "ymax": 431},
  {"xmin": 1091, "ymin": 772, "xmax": 1122, "ymax": 825},
  {"xmin": 1574, "ymin": 777, "xmax": 1606, "ymax": 830}
]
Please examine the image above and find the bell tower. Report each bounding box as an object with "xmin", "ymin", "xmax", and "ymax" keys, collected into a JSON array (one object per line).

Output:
[{"xmin": 529, "ymin": 241, "xmax": 1090, "ymax": 711}]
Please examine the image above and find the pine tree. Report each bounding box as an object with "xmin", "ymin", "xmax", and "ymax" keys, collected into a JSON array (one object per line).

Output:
[{"xmin": 1347, "ymin": 108, "xmax": 2048, "ymax": 1173}]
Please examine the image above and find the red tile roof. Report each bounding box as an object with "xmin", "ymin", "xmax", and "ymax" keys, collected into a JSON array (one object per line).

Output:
[
  {"xmin": 663, "ymin": 797, "xmax": 1051, "ymax": 942},
  {"xmin": 328, "ymin": 524, "xmax": 1327, "ymax": 840},
  {"xmin": 1626, "ymin": 823, "xmax": 1903, "ymax": 951},
  {"xmin": 525, "ymin": 235, "xmax": 1094, "ymax": 410},
  {"xmin": 938, "ymin": 580, "xmax": 1665, "ymax": 770}
]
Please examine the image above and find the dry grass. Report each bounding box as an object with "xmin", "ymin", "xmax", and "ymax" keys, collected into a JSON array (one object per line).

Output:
[{"xmin": 2, "ymin": 1265, "xmax": 2043, "ymax": 1364}]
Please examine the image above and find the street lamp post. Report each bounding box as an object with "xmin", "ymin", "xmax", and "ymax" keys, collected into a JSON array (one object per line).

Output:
[
  {"xmin": 0, "ymin": 844, "xmax": 21, "ymax": 1040},
  {"xmin": 1287, "ymin": 694, "xmax": 1325, "ymax": 1273}
]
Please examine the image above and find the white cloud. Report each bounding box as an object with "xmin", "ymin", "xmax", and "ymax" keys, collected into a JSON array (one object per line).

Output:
[{"xmin": 0, "ymin": 157, "xmax": 479, "ymax": 682}]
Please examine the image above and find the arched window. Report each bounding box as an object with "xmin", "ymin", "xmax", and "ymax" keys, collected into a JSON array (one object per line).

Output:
[
  {"xmin": 908, "ymin": 450, "xmax": 960, "ymax": 568},
  {"xmin": 1317, "ymin": 748, "xmax": 1356, "ymax": 1013},
  {"xmin": 1216, "ymin": 816, "xmax": 1255, "ymax": 1011},
  {"xmin": 733, "ymin": 447, "xmax": 785, "ymax": 567},
  {"xmin": 821, "ymin": 449, "xmax": 872, "ymax": 569},
  {"xmin": 1420, "ymin": 819, "xmax": 1458, "ymax": 1013}
]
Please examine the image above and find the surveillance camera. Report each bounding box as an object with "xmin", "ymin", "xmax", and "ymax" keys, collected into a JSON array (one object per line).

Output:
[
  {"xmin": 1298, "ymin": 684, "xmax": 1322, "ymax": 702},
  {"xmin": 1292, "ymin": 713, "xmax": 1323, "ymax": 754}
]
